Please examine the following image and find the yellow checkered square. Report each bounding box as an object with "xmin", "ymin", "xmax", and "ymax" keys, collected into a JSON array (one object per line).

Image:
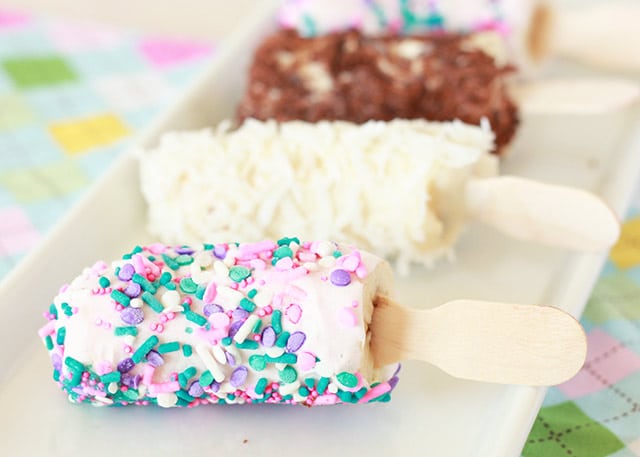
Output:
[
  {"xmin": 610, "ymin": 216, "xmax": 640, "ymax": 269},
  {"xmin": 49, "ymin": 113, "xmax": 130, "ymax": 154}
]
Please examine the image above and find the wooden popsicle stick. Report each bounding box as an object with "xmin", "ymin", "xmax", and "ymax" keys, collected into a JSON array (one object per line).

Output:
[
  {"xmin": 465, "ymin": 176, "xmax": 620, "ymax": 251},
  {"xmin": 370, "ymin": 296, "xmax": 586, "ymax": 386},
  {"xmin": 510, "ymin": 78, "xmax": 640, "ymax": 115}
]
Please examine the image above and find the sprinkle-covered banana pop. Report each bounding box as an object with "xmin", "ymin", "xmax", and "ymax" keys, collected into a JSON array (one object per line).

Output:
[{"xmin": 40, "ymin": 239, "xmax": 587, "ymax": 408}]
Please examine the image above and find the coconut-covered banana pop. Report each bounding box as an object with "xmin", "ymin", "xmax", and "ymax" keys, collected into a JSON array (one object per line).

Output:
[
  {"xmin": 139, "ymin": 118, "xmax": 619, "ymax": 273},
  {"xmin": 40, "ymin": 238, "xmax": 587, "ymax": 408}
]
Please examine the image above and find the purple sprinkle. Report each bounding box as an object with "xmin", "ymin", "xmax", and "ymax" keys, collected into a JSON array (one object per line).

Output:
[
  {"xmin": 118, "ymin": 263, "xmax": 135, "ymax": 281},
  {"xmin": 121, "ymin": 373, "xmax": 141, "ymax": 389},
  {"xmin": 232, "ymin": 308, "xmax": 249, "ymax": 321},
  {"xmin": 393, "ymin": 363, "xmax": 402, "ymax": 377},
  {"xmin": 388, "ymin": 376, "xmax": 400, "ymax": 390},
  {"xmin": 230, "ymin": 366, "xmax": 248, "ymax": 387},
  {"xmin": 228, "ymin": 320, "xmax": 244, "ymax": 339},
  {"xmin": 51, "ymin": 353, "xmax": 62, "ymax": 372},
  {"xmin": 117, "ymin": 357, "xmax": 135, "ymax": 373},
  {"xmin": 213, "ymin": 245, "xmax": 227, "ymax": 259},
  {"xmin": 124, "ymin": 282, "xmax": 142, "ymax": 298},
  {"xmin": 188, "ymin": 381, "xmax": 204, "ymax": 397},
  {"xmin": 330, "ymin": 269, "xmax": 351, "ymax": 287},
  {"xmin": 286, "ymin": 331, "xmax": 306, "ymax": 353},
  {"xmin": 145, "ymin": 350, "xmax": 164, "ymax": 367},
  {"xmin": 261, "ymin": 326, "xmax": 276, "ymax": 347},
  {"xmin": 225, "ymin": 351, "xmax": 236, "ymax": 366},
  {"xmin": 203, "ymin": 303, "xmax": 224, "ymax": 317},
  {"xmin": 210, "ymin": 381, "xmax": 220, "ymax": 393},
  {"xmin": 175, "ymin": 246, "xmax": 194, "ymax": 255},
  {"xmin": 120, "ymin": 307, "xmax": 144, "ymax": 325}
]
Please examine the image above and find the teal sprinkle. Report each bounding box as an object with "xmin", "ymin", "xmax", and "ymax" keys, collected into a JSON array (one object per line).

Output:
[
  {"xmin": 272, "ymin": 310, "xmax": 282, "ymax": 334},
  {"xmin": 301, "ymin": 14, "xmax": 316, "ymax": 37},
  {"xmin": 221, "ymin": 337, "xmax": 232, "ymax": 346},
  {"xmin": 184, "ymin": 311, "xmax": 207, "ymax": 327},
  {"xmin": 53, "ymin": 369, "xmax": 60, "ymax": 382},
  {"xmin": 239, "ymin": 298, "xmax": 256, "ymax": 312},
  {"xmin": 176, "ymin": 390, "xmax": 195, "ymax": 403},
  {"xmin": 275, "ymin": 331, "xmax": 290, "ymax": 348},
  {"xmin": 251, "ymin": 318, "xmax": 262, "ymax": 334},
  {"xmin": 159, "ymin": 272, "xmax": 172, "ymax": 285},
  {"xmin": 98, "ymin": 276, "xmax": 110, "ymax": 288},
  {"xmin": 132, "ymin": 335, "xmax": 159, "ymax": 363},
  {"xmin": 277, "ymin": 236, "xmax": 300, "ymax": 246},
  {"xmin": 200, "ymin": 370, "xmax": 214, "ymax": 387},
  {"xmin": 195, "ymin": 284, "xmax": 206, "ymax": 300},
  {"xmin": 247, "ymin": 289, "xmax": 257, "ymax": 299},
  {"xmin": 355, "ymin": 387, "xmax": 368, "ymax": 400},
  {"xmin": 227, "ymin": 393, "xmax": 236, "ymax": 401},
  {"xmin": 161, "ymin": 253, "xmax": 180, "ymax": 270},
  {"xmin": 68, "ymin": 370, "xmax": 82, "ymax": 387},
  {"xmin": 164, "ymin": 282, "xmax": 176, "ymax": 291},
  {"xmin": 182, "ymin": 344, "xmax": 193, "ymax": 357},
  {"xmin": 157, "ymin": 342, "xmax": 180, "ymax": 354},
  {"xmin": 110, "ymin": 290, "xmax": 131, "ymax": 307},
  {"xmin": 176, "ymin": 398, "xmax": 191, "ymax": 407},
  {"xmin": 337, "ymin": 390, "xmax": 354, "ymax": 403},
  {"xmin": 217, "ymin": 399, "xmax": 226, "ymax": 404},
  {"xmin": 147, "ymin": 255, "xmax": 156, "ymax": 261},
  {"xmin": 45, "ymin": 335, "xmax": 53, "ymax": 350},
  {"xmin": 114, "ymin": 266, "xmax": 121, "ymax": 277},
  {"xmin": 249, "ymin": 355, "xmax": 266, "ymax": 371},
  {"xmin": 133, "ymin": 273, "xmax": 157, "ymax": 293},
  {"xmin": 122, "ymin": 245, "xmax": 142, "ymax": 260},
  {"xmin": 254, "ymin": 377, "xmax": 268, "ymax": 395},
  {"xmin": 298, "ymin": 386, "xmax": 310, "ymax": 397},
  {"xmin": 271, "ymin": 245, "xmax": 293, "ymax": 265},
  {"xmin": 203, "ymin": 243, "xmax": 214, "ymax": 250},
  {"xmin": 175, "ymin": 254, "xmax": 194, "ymax": 266},
  {"xmin": 235, "ymin": 340, "xmax": 258, "ymax": 350},
  {"xmin": 279, "ymin": 366, "xmax": 297, "ymax": 384},
  {"xmin": 179, "ymin": 277, "xmax": 197, "ymax": 294},
  {"xmin": 332, "ymin": 250, "xmax": 342, "ymax": 258},
  {"xmin": 317, "ymin": 377, "xmax": 330, "ymax": 394},
  {"xmin": 304, "ymin": 378, "xmax": 315, "ymax": 390},
  {"xmin": 185, "ymin": 327, "xmax": 194, "ymax": 334},
  {"xmin": 282, "ymin": 394, "xmax": 293, "ymax": 401},
  {"xmin": 178, "ymin": 374, "xmax": 187, "ymax": 389},
  {"xmin": 376, "ymin": 393, "xmax": 391, "ymax": 403},
  {"xmin": 182, "ymin": 366, "xmax": 197, "ymax": 380},
  {"xmin": 141, "ymin": 291, "xmax": 164, "ymax": 313},
  {"xmin": 100, "ymin": 371, "xmax": 121, "ymax": 384},
  {"xmin": 48, "ymin": 303, "xmax": 58, "ymax": 319},
  {"xmin": 114, "ymin": 326, "xmax": 138, "ymax": 337},
  {"xmin": 122, "ymin": 389, "xmax": 139, "ymax": 401},
  {"xmin": 336, "ymin": 371, "xmax": 358, "ymax": 388},
  {"xmin": 63, "ymin": 306, "xmax": 73, "ymax": 317},
  {"xmin": 266, "ymin": 353, "xmax": 297, "ymax": 364},
  {"xmin": 64, "ymin": 356, "xmax": 85, "ymax": 372},
  {"xmin": 56, "ymin": 327, "xmax": 66, "ymax": 345},
  {"xmin": 229, "ymin": 265, "xmax": 251, "ymax": 282}
]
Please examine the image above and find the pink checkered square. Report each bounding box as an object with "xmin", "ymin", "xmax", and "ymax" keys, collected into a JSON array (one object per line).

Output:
[
  {"xmin": 0, "ymin": 206, "xmax": 41, "ymax": 255},
  {"xmin": 139, "ymin": 38, "xmax": 213, "ymax": 68},
  {"xmin": 558, "ymin": 329, "xmax": 640, "ymax": 398}
]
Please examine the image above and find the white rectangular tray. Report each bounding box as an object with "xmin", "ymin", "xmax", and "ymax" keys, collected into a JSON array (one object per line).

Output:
[{"xmin": 2, "ymin": 2, "xmax": 640, "ymax": 456}]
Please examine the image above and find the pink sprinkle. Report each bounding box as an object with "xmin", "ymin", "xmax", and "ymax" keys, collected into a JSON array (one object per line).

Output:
[
  {"xmin": 321, "ymin": 276, "xmax": 328, "ymax": 281},
  {"xmin": 147, "ymin": 273, "xmax": 156, "ymax": 282},
  {"xmin": 275, "ymin": 257, "xmax": 293, "ymax": 270},
  {"xmin": 314, "ymin": 394, "xmax": 339, "ymax": 405},
  {"xmin": 156, "ymin": 324, "xmax": 165, "ymax": 333},
  {"xmin": 150, "ymin": 323, "xmax": 158, "ymax": 331},
  {"xmin": 115, "ymin": 304, "xmax": 124, "ymax": 311},
  {"xmin": 355, "ymin": 265, "xmax": 368, "ymax": 279},
  {"xmin": 250, "ymin": 259, "xmax": 266, "ymax": 270},
  {"xmin": 72, "ymin": 307, "xmax": 79, "ymax": 314},
  {"xmin": 259, "ymin": 279, "xmax": 266, "ymax": 286},
  {"xmin": 59, "ymin": 284, "xmax": 70, "ymax": 294},
  {"xmin": 95, "ymin": 318, "xmax": 103, "ymax": 326},
  {"xmin": 358, "ymin": 382, "xmax": 391, "ymax": 404},
  {"xmin": 285, "ymin": 303, "xmax": 302, "ymax": 324},
  {"xmin": 253, "ymin": 334, "xmax": 261, "ymax": 342},
  {"xmin": 123, "ymin": 345, "xmax": 132, "ymax": 353},
  {"xmin": 338, "ymin": 307, "xmax": 358, "ymax": 327},
  {"xmin": 184, "ymin": 297, "xmax": 192, "ymax": 305},
  {"xmin": 167, "ymin": 312, "xmax": 176, "ymax": 320},
  {"xmin": 132, "ymin": 254, "xmax": 146, "ymax": 274},
  {"xmin": 38, "ymin": 321, "xmax": 57, "ymax": 338},
  {"xmin": 352, "ymin": 300, "xmax": 359, "ymax": 308},
  {"xmin": 230, "ymin": 282, "xmax": 239, "ymax": 290},
  {"xmin": 203, "ymin": 281, "xmax": 217, "ymax": 304},
  {"xmin": 297, "ymin": 351, "xmax": 316, "ymax": 371},
  {"xmin": 297, "ymin": 251, "xmax": 316, "ymax": 262},
  {"xmin": 209, "ymin": 312, "xmax": 231, "ymax": 330},
  {"xmin": 160, "ymin": 314, "xmax": 168, "ymax": 323},
  {"xmin": 341, "ymin": 254, "xmax": 360, "ymax": 272},
  {"xmin": 257, "ymin": 309, "xmax": 265, "ymax": 317},
  {"xmin": 146, "ymin": 243, "xmax": 167, "ymax": 254},
  {"xmin": 142, "ymin": 365, "xmax": 155, "ymax": 385},
  {"xmin": 265, "ymin": 305, "xmax": 273, "ymax": 314}
]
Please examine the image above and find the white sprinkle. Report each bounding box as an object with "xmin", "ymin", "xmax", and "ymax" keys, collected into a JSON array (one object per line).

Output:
[
  {"xmin": 327, "ymin": 383, "xmax": 338, "ymax": 394},
  {"xmin": 93, "ymin": 396, "xmax": 114, "ymax": 405},
  {"xmin": 160, "ymin": 290, "xmax": 180, "ymax": 309},
  {"xmin": 318, "ymin": 256, "xmax": 335, "ymax": 268},
  {"xmin": 130, "ymin": 298, "xmax": 144, "ymax": 308},
  {"xmin": 216, "ymin": 286, "xmax": 244, "ymax": 309},
  {"xmin": 157, "ymin": 392, "xmax": 178, "ymax": 408},
  {"xmin": 211, "ymin": 345, "xmax": 227, "ymax": 364},
  {"xmin": 107, "ymin": 382, "xmax": 118, "ymax": 394},
  {"xmin": 278, "ymin": 380, "xmax": 301, "ymax": 397},
  {"xmin": 195, "ymin": 345, "xmax": 225, "ymax": 382},
  {"xmin": 194, "ymin": 251, "xmax": 213, "ymax": 267},
  {"xmin": 233, "ymin": 315, "xmax": 259, "ymax": 343},
  {"xmin": 214, "ymin": 261, "xmax": 229, "ymax": 278},
  {"xmin": 303, "ymin": 262, "xmax": 319, "ymax": 271},
  {"xmin": 316, "ymin": 241, "xmax": 335, "ymax": 257},
  {"xmin": 266, "ymin": 347, "xmax": 284, "ymax": 358}
]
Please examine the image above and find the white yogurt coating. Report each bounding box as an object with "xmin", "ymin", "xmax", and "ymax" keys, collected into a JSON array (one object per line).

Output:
[
  {"xmin": 40, "ymin": 239, "xmax": 399, "ymax": 407},
  {"xmin": 138, "ymin": 119, "xmax": 498, "ymax": 272}
]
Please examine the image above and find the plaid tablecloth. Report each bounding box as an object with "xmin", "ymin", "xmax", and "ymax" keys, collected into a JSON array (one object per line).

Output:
[{"xmin": 0, "ymin": 8, "xmax": 639, "ymax": 457}]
